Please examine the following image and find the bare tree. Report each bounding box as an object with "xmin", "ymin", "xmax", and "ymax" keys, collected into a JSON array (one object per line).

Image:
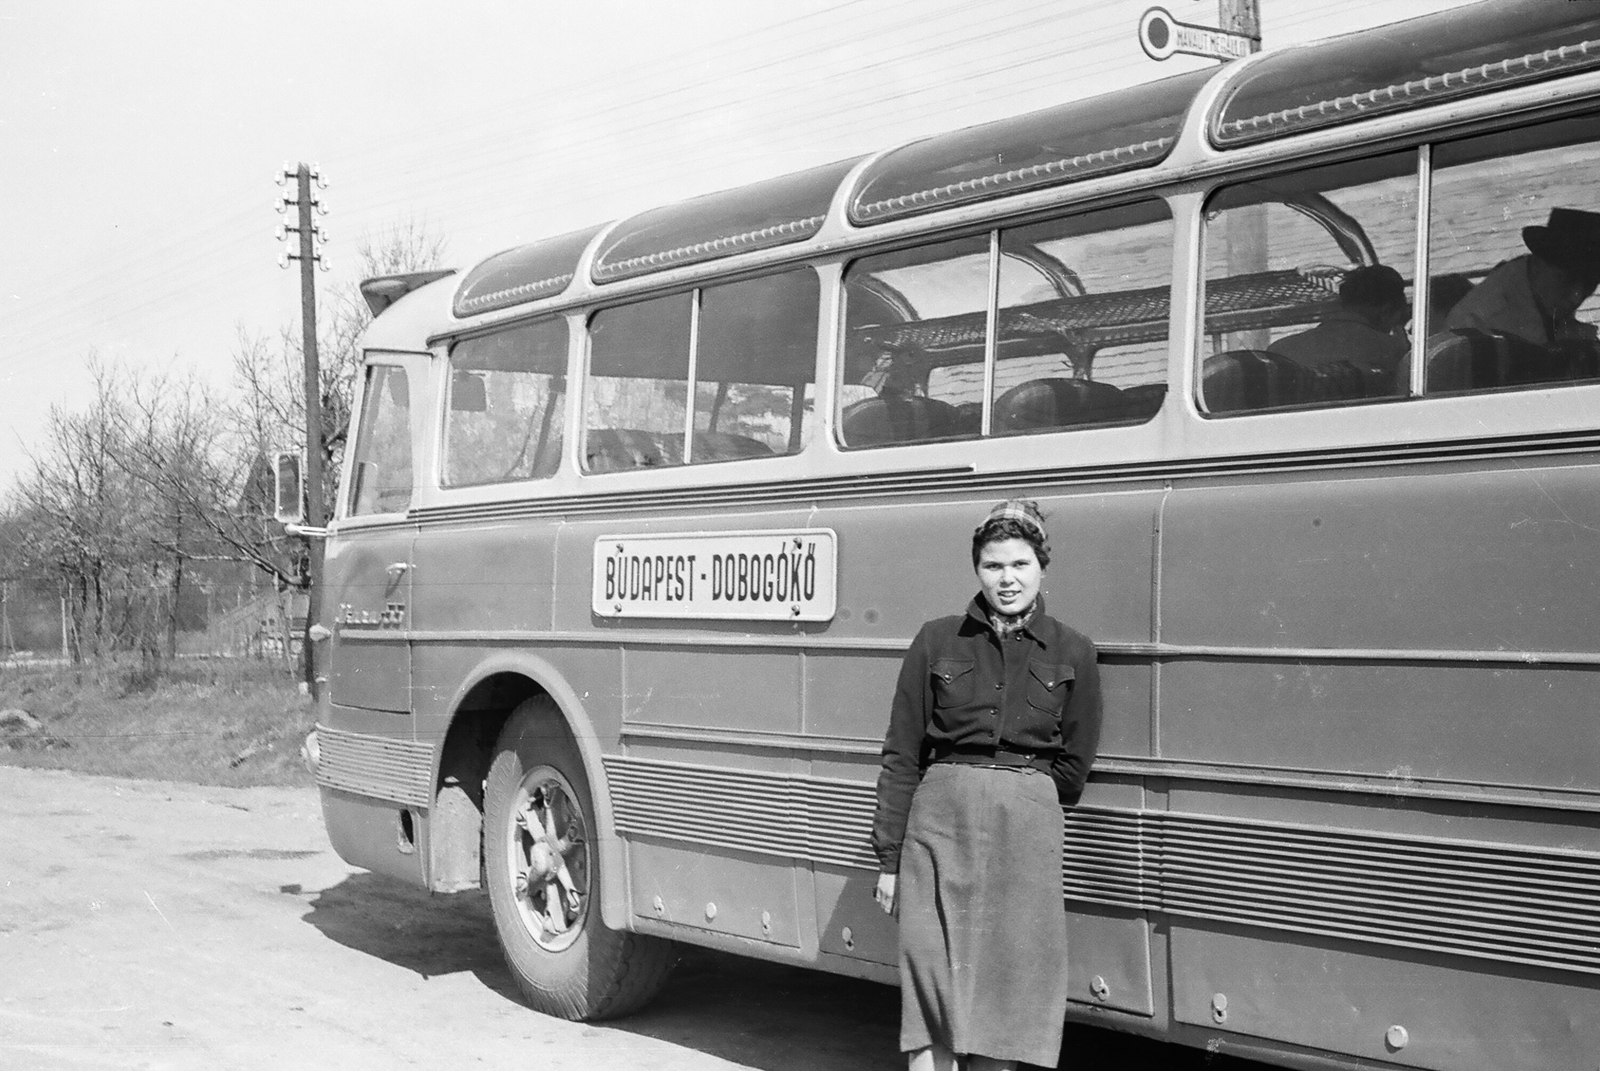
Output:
[
  {"xmin": 4, "ymin": 220, "xmax": 449, "ymax": 668},
  {"xmin": 17, "ymin": 360, "xmax": 147, "ymax": 660}
]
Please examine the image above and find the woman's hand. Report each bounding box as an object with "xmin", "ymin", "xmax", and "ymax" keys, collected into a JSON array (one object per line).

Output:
[{"xmin": 874, "ymin": 871, "xmax": 897, "ymax": 915}]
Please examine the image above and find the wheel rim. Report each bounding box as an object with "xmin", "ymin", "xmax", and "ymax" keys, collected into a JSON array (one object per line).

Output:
[{"xmin": 504, "ymin": 764, "xmax": 590, "ymax": 952}]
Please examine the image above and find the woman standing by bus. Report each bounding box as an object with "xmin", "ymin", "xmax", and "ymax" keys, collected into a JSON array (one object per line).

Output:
[{"xmin": 871, "ymin": 499, "xmax": 1103, "ymax": 1071}]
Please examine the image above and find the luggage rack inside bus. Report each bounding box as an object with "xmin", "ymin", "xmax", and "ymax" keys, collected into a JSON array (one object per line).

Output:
[{"xmin": 853, "ymin": 268, "xmax": 1345, "ymax": 367}]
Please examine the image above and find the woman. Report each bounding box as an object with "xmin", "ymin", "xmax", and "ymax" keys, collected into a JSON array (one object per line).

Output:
[{"xmin": 871, "ymin": 499, "xmax": 1103, "ymax": 1071}]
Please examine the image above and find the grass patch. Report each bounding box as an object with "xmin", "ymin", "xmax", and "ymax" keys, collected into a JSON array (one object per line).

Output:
[{"xmin": 0, "ymin": 656, "xmax": 315, "ymax": 787}]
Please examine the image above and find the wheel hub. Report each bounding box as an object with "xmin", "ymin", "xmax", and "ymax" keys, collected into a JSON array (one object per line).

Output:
[{"xmin": 509, "ymin": 773, "xmax": 588, "ymax": 949}]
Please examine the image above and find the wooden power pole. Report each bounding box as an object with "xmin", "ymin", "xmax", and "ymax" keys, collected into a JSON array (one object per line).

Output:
[
  {"xmin": 1219, "ymin": 0, "xmax": 1262, "ymax": 53},
  {"xmin": 276, "ymin": 163, "xmax": 329, "ymax": 696}
]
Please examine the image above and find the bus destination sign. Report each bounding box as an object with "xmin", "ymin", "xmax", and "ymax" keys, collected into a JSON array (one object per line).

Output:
[{"xmin": 593, "ymin": 529, "xmax": 838, "ymax": 622}]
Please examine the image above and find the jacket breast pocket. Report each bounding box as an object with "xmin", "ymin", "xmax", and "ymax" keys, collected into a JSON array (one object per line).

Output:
[
  {"xmin": 931, "ymin": 658, "xmax": 976, "ymax": 707},
  {"xmin": 1027, "ymin": 661, "xmax": 1074, "ymax": 713}
]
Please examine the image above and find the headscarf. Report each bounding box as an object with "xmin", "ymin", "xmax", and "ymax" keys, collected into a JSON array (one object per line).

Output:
[{"xmin": 975, "ymin": 498, "xmax": 1050, "ymax": 559}]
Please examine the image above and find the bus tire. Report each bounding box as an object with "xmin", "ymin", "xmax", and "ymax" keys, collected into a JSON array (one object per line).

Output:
[{"xmin": 483, "ymin": 697, "xmax": 676, "ymax": 1020}]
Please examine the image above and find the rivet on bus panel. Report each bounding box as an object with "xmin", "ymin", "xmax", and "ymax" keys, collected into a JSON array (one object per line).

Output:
[
  {"xmin": 760, "ymin": 911, "xmax": 772, "ymax": 934},
  {"xmin": 842, "ymin": 926, "xmax": 855, "ymax": 950},
  {"xmin": 1211, "ymin": 993, "xmax": 1228, "ymax": 1023},
  {"xmin": 705, "ymin": 902, "xmax": 717, "ymax": 921},
  {"xmin": 652, "ymin": 895, "xmax": 665, "ymax": 916},
  {"xmin": 1385, "ymin": 1025, "xmax": 1409, "ymax": 1051}
]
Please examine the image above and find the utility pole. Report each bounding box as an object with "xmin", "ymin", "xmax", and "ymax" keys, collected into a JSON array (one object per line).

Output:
[
  {"xmin": 1218, "ymin": 0, "xmax": 1262, "ymax": 53},
  {"xmin": 1, "ymin": 580, "xmax": 12, "ymax": 658},
  {"xmin": 275, "ymin": 162, "xmax": 330, "ymax": 697}
]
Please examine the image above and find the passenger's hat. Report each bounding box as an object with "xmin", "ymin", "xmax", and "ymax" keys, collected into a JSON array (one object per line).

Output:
[
  {"xmin": 1522, "ymin": 207, "xmax": 1600, "ymax": 280},
  {"xmin": 1338, "ymin": 264, "xmax": 1407, "ymax": 308}
]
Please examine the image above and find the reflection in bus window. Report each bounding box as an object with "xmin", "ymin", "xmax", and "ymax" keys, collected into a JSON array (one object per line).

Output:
[
  {"xmin": 695, "ymin": 270, "xmax": 819, "ymax": 456},
  {"xmin": 583, "ymin": 269, "xmax": 818, "ymax": 472},
  {"xmin": 839, "ymin": 204, "xmax": 1172, "ymax": 448},
  {"xmin": 444, "ymin": 319, "xmax": 568, "ymax": 487},
  {"xmin": 840, "ymin": 236, "xmax": 989, "ymax": 447},
  {"xmin": 585, "ymin": 293, "xmax": 692, "ymax": 472},
  {"xmin": 1201, "ymin": 152, "xmax": 1417, "ymax": 414},
  {"xmin": 993, "ymin": 203, "xmax": 1172, "ymax": 434},
  {"xmin": 347, "ymin": 365, "xmax": 414, "ymax": 516},
  {"xmin": 1422, "ymin": 115, "xmax": 1600, "ymax": 395}
]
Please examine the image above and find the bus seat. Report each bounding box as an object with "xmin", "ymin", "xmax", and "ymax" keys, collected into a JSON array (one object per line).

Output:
[
  {"xmin": 950, "ymin": 402, "xmax": 984, "ymax": 438},
  {"xmin": 1201, "ymin": 350, "xmax": 1316, "ymax": 413},
  {"xmin": 585, "ymin": 428, "xmax": 677, "ymax": 472},
  {"xmin": 585, "ymin": 428, "xmax": 774, "ymax": 471},
  {"xmin": 691, "ymin": 431, "xmax": 774, "ymax": 463},
  {"xmin": 1424, "ymin": 329, "xmax": 1591, "ymax": 393},
  {"xmin": 992, "ymin": 378, "xmax": 1128, "ymax": 434},
  {"xmin": 839, "ymin": 395, "xmax": 962, "ymax": 446},
  {"xmin": 1311, "ymin": 359, "xmax": 1368, "ymax": 402},
  {"xmin": 1118, "ymin": 382, "xmax": 1168, "ymax": 420}
]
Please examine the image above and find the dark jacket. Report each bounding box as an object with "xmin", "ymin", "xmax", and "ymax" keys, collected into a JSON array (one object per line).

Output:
[{"xmin": 871, "ymin": 595, "xmax": 1102, "ymax": 872}]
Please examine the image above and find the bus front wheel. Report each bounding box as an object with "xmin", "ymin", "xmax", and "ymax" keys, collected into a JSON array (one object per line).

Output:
[{"xmin": 483, "ymin": 697, "xmax": 676, "ymax": 1020}]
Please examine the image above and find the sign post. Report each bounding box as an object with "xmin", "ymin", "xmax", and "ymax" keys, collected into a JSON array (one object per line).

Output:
[{"xmin": 1139, "ymin": 7, "xmax": 1258, "ymax": 62}]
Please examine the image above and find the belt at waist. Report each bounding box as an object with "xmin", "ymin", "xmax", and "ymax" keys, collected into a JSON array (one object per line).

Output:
[{"xmin": 929, "ymin": 744, "xmax": 1057, "ymax": 773}]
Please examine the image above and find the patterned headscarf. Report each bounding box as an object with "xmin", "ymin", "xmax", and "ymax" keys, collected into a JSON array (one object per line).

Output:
[{"xmin": 975, "ymin": 498, "xmax": 1050, "ymax": 563}]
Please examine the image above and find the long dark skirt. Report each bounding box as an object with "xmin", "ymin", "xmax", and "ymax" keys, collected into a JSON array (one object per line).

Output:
[{"xmin": 897, "ymin": 762, "xmax": 1068, "ymax": 1066}]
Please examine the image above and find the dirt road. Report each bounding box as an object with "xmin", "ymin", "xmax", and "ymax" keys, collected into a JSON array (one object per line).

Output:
[{"xmin": 0, "ymin": 765, "xmax": 1258, "ymax": 1071}]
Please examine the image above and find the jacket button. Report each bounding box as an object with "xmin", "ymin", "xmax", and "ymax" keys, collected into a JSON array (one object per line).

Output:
[{"xmin": 994, "ymin": 683, "xmax": 1003, "ymax": 691}]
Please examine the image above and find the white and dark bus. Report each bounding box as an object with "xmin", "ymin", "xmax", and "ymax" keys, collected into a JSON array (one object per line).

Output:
[{"xmin": 291, "ymin": 4, "xmax": 1600, "ymax": 1067}]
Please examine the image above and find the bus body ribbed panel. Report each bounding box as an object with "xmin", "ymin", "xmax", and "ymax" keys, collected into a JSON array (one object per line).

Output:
[{"xmin": 603, "ymin": 755, "xmax": 1600, "ymax": 975}]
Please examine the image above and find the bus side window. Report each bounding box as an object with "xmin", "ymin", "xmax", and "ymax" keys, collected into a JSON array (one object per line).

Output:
[
  {"xmin": 348, "ymin": 364, "xmax": 414, "ymax": 516},
  {"xmin": 583, "ymin": 293, "xmax": 694, "ymax": 473},
  {"xmin": 584, "ymin": 270, "xmax": 818, "ymax": 473},
  {"xmin": 1200, "ymin": 151, "xmax": 1418, "ymax": 414},
  {"xmin": 695, "ymin": 269, "xmax": 819, "ymax": 460},
  {"xmin": 839, "ymin": 235, "xmax": 990, "ymax": 448},
  {"xmin": 443, "ymin": 318, "xmax": 568, "ymax": 487},
  {"xmin": 992, "ymin": 201, "xmax": 1173, "ymax": 434},
  {"xmin": 1422, "ymin": 114, "xmax": 1600, "ymax": 395},
  {"xmin": 839, "ymin": 203, "xmax": 1174, "ymax": 449}
]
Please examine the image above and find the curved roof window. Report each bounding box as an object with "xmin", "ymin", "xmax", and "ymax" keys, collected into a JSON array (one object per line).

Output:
[
  {"xmin": 1212, "ymin": 3, "xmax": 1600, "ymax": 149},
  {"xmin": 591, "ymin": 157, "xmax": 861, "ymax": 284},
  {"xmin": 849, "ymin": 69, "xmax": 1212, "ymax": 227},
  {"xmin": 453, "ymin": 224, "xmax": 605, "ymax": 318}
]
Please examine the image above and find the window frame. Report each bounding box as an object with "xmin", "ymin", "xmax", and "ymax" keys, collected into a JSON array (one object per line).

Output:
[
  {"xmin": 579, "ymin": 266, "xmax": 822, "ymax": 475},
  {"xmin": 835, "ymin": 198, "xmax": 1177, "ymax": 450},
  {"xmin": 338, "ymin": 350, "xmax": 430, "ymax": 525},
  {"xmin": 440, "ymin": 316, "xmax": 571, "ymax": 490}
]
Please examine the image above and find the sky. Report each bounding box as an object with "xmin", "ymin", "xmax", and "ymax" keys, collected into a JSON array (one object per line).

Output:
[{"xmin": 0, "ymin": 0, "xmax": 1468, "ymax": 495}]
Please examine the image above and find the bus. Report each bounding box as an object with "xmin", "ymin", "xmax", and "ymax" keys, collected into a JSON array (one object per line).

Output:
[{"xmin": 288, "ymin": 3, "xmax": 1600, "ymax": 1068}]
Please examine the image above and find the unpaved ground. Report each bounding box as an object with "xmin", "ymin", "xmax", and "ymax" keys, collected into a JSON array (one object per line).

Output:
[{"xmin": 0, "ymin": 765, "xmax": 1254, "ymax": 1071}]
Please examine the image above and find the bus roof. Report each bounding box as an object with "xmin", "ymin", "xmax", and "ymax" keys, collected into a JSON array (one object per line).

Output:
[
  {"xmin": 848, "ymin": 68, "xmax": 1212, "ymax": 227},
  {"xmin": 435, "ymin": 0, "xmax": 1600, "ymax": 324},
  {"xmin": 1211, "ymin": 0, "xmax": 1600, "ymax": 149},
  {"xmin": 591, "ymin": 157, "xmax": 862, "ymax": 285},
  {"xmin": 452, "ymin": 224, "xmax": 606, "ymax": 318}
]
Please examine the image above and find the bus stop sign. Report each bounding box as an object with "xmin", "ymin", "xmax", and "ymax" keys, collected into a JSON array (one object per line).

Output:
[{"xmin": 1139, "ymin": 7, "xmax": 1256, "ymax": 62}]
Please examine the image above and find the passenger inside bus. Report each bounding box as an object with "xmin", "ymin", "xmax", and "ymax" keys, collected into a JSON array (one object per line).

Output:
[
  {"xmin": 1267, "ymin": 264, "xmax": 1410, "ymax": 400},
  {"xmin": 1421, "ymin": 207, "xmax": 1600, "ymax": 392},
  {"xmin": 1427, "ymin": 273, "xmax": 1473, "ymax": 331}
]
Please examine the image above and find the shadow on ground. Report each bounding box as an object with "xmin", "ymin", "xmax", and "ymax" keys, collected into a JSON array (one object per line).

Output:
[{"xmin": 303, "ymin": 872, "xmax": 1272, "ymax": 1071}]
